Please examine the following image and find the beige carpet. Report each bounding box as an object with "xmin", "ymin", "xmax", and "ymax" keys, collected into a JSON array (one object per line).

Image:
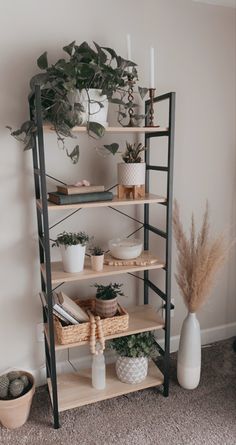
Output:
[{"xmin": 0, "ymin": 338, "xmax": 236, "ymax": 445}]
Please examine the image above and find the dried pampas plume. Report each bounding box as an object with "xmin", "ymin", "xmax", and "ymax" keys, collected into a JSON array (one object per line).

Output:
[{"xmin": 173, "ymin": 200, "xmax": 229, "ymax": 313}]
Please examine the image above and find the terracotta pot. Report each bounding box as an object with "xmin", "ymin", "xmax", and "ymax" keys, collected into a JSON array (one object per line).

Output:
[
  {"xmin": 95, "ymin": 297, "xmax": 118, "ymax": 318},
  {"xmin": 91, "ymin": 254, "xmax": 104, "ymax": 272},
  {"xmin": 0, "ymin": 371, "xmax": 35, "ymax": 429}
]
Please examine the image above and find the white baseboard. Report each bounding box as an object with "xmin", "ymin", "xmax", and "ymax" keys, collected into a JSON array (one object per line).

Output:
[
  {"xmin": 158, "ymin": 320, "xmax": 236, "ymax": 353},
  {"xmin": 32, "ymin": 322, "xmax": 236, "ymax": 387}
]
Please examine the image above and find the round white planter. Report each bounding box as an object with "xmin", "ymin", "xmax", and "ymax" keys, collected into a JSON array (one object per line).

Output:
[
  {"xmin": 91, "ymin": 254, "xmax": 104, "ymax": 272},
  {"xmin": 177, "ymin": 312, "xmax": 201, "ymax": 390},
  {"xmin": 60, "ymin": 244, "xmax": 86, "ymax": 273},
  {"xmin": 68, "ymin": 88, "xmax": 108, "ymax": 126},
  {"xmin": 116, "ymin": 356, "xmax": 148, "ymax": 384},
  {"xmin": 117, "ymin": 162, "xmax": 146, "ymax": 186}
]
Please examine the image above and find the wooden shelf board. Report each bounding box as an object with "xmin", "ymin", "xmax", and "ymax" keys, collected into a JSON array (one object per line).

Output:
[
  {"xmin": 37, "ymin": 193, "xmax": 166, "ymax": 211},
  {"xmin": 45, "ymin": 304, "xmax": 165, "ymax": 351},
  {"xmin": 41, "ymin": 253, "xmax": 165, "ymax": 284},
  {"xmin": 43, "ymin": 124, "xmax": 168, "ymax": 134},
  {"xmin": 48, "ymin": 361, "xmax": 163, "ymax": 412}
]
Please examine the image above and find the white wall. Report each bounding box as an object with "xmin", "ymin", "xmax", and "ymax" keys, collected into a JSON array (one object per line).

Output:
[{"xmin": 0, "ymin": 0, "xmax": 235, "ymax": 383}]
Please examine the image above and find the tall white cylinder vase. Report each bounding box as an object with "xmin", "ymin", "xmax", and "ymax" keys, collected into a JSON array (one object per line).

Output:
[{"xmin": 177, "ymin": 312, "xmax": 201, "ymax": 390}]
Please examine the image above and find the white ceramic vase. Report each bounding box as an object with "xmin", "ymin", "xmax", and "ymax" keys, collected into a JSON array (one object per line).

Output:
[
  {"xmin": 177, "ymin": 312, "xmax": 201, "ymax": 390},
  {"xmin": 116, "ymin": 356, "xmax": 148, "ymax": 384},
  {"xmin": 60, "ymin": 244, "xmax": 86, "ymax": 273},
  {"xmin": 117, "ymin": 162, "xmax": 146, "ymax": 186},
  {"xmin": 68, "ymin": 88, "xmax": 108, "ymax": 126}
]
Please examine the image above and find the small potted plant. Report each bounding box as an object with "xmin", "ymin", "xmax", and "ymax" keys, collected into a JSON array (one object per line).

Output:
[
  {"xmin": 109, "ymin": 332, "xmax": 158, "ymax": 384},
  {"xmin": 0, "ymin": 370, "xmax": 35, "ymax": 429},
  {"xmin": 52, "ymin": 231, "xmax": 90, "ymax": 273},
  {"xmin": 93, "ymin": 282, "xmax": 124, "ymax": 318},
  {"xmin": 89, "ymin": 246, "xmax": 105, "ymax": 272},
  {"xmin": 117, "ymin": 142, "xmax": 146, "ymax": 187}
]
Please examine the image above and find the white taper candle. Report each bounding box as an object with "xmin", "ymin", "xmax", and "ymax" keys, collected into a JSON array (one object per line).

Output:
[
  {"xmin": 126, "ymin": 34, "xmax": 132, "ymax": 60},
  {"xmin": 150, "ymin": 46, "xmax": 155, "ymax": 89}
]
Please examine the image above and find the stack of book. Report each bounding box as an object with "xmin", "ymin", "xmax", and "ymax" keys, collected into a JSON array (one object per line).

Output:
[
  {"xmin": 41, "ymin": 291, "xmax": 89, "ymax": 326},
  {"xmin": 48, "ymin": 184, "xmax": 113, "ymax": 205}
]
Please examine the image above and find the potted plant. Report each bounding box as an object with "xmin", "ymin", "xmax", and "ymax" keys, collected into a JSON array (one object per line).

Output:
[
  {"xmin": 93, "ymin": 282, "xmax": 124, "ymax": 318},
  {"xmin": 52, "ymin": 231, "xmax": 90, "ymax": 273},
  {"xmin": 117, "ymin": 142, "xmax": 146, "ymax": 187},
  {"xmin": 109, "ymin": 332, "xmax": 158, "ymax": 384},
  {"xmin": 0, "ymin": 370, "xmax": 35, "ymax": 429},
  {"xmin": 173, "ymin": 201, "xmax": 229, "ymax": 389},
  {"xmin": 89, "ymin": 246, "xmax": 105, "ymax": 272},
  {"xmin": 7, "ymin": 40, "xmax": 138, "ymax": 163}
]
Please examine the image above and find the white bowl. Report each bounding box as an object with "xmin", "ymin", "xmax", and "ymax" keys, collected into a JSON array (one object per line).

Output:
[{"xmin": 109, "ymin": 238, "xmax": 143, "ymax": 260}]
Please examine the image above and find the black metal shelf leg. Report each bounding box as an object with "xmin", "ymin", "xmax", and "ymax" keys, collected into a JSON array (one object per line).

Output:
[{"xmin": 34, "ymin": 85, "xmax": 60, "ymax": 429}]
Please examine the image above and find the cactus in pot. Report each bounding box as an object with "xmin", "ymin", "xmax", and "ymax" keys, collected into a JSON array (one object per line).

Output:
[{"xmin": 0, "ymin": 371, "xmax": 35, "ymax": 429}]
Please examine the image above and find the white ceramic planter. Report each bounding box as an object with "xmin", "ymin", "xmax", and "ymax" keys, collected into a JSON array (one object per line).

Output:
[
  {"xmin": 60, "ymin": 244, "xmax": 86, "ymax": 273},
  {"xmin": 117, "ymin": 162, "xmax": 146, "ymax": 186},
  {"xmin": 91, "ymin": 254, "xmax": 104, "ymax": 272},
  {"xmin": 177, "ymin": 312, "xmax": 201, "ymax": 390},
  {"xmin": 68, "ymin": 88, "xmax": 108, "ymax": 126},
  {"xmin": 0, "ymin": 371, "xmax": 35, "ymax": 429},
  {"xmin": 116, "ymin": 356, "xmax": 148, "ymax": 384}
]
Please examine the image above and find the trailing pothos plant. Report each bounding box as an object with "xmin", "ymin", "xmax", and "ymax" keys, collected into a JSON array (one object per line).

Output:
[{"xmin": 7, "ymin": 41, "xmax": 148, "ymax": 163}]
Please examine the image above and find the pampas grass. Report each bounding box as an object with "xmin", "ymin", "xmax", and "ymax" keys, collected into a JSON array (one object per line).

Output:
[{"xmin": 173, "ymin": 200, "xmax": 228, "ymax": 313}]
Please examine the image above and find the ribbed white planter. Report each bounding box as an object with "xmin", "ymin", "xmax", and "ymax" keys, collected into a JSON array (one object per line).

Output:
[
  {"xmin": 177, "ymin": 312, "xmax": 201, "ymax": 390},
  {"xmin": 60, "ymin": 244, "xmax": 86, "ymax": 273},
  {"xmin": 116, "ymin": 356, "xmax": 148, "ymax": 384},
  {"xmin": 117, "ymin": 162, "xmax": 146, "ymax": 186},
  {"xmin": 90, "ymin": 254, "xmax": 104, "ymax": 272},
  {"xmin": 68, "ymin": 88, "xmax": 108, "ymax": 126}
]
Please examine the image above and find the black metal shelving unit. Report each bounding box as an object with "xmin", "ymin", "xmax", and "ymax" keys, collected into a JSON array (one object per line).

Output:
[{"xmin": 30, "ymin": 86, "xmax": 175, "ymax": 429}]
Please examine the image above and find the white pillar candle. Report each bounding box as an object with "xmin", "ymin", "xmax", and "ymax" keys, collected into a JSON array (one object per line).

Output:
[{"xmin": 150, "ymin": 46, "xmax": 155, "ymax": 89}]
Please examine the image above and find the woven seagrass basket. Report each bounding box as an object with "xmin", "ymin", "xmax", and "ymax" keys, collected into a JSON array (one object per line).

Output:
[{"xmin": 54, "ymin": 299, "xmax": 129, "ymax": 345}]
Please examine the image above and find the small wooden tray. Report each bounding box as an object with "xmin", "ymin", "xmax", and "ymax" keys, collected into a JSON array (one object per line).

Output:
[{"xmin": 104, "ymin": 251, "xmax": 158, "ymax": 266}]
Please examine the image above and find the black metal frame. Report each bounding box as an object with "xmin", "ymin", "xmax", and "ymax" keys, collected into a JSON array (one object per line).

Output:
[{"xmin": 30, "ymin": 86, "xmax": 175, "ymax": 428}]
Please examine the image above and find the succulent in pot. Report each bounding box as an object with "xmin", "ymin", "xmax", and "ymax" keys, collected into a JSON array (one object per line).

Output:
[
  {"xmin": 52, "ymin": 231, "xmax": 90, "ymax": 273},
  {"xmin": 93, "ymin": 282, "xmax": 124, "ymax": 318},
  {"xmin": 0, "ymin": 370, "xmax": 35, "ymax": 429},
  {"xmin": 109, "ymin": 332, "xmax": 158, "ymax": 384},
  {"xmin": 117, "ymin": 142, "xmax": 146, "ymax": 186},
  {"xmin": 89, "ymin": 246, "xmax": 105, "ymax": 272}
]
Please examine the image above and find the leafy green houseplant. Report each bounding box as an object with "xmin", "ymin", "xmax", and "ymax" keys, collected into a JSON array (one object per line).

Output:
[
  {"xmin": 89, "ymin": 246, "xmax": 105, "ymax": 272},
  {"xmin": 117, "ymin": 142, "xmax": 146, "ymax": 187},
  {"xmin": 109, "ymin": 332, "xmax": 158, "ymax": 384},
  {"xmin": 52, "ymin": 231, "xmax": 90, "ymax": 273},
  {"xmin": 93, "ymin": 282, "xmax": 124, "ymax": 318},
  {"xmin": 7, "ymin": 40, "xmax": 140, "ymax": 163},
  {"xmin": 0, "ymin": 371, "xmax": 35, "ymax": 429}
]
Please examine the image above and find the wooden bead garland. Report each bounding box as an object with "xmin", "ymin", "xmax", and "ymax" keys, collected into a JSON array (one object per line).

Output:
[{"xmin": 88, "ymin": 311, "xmax": 105, "ymax": 354}]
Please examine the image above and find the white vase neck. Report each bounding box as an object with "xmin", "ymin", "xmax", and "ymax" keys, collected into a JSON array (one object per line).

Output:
[{"xmin": 188, "ymin": 312, "xmax": 197, "ymax": 318}]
